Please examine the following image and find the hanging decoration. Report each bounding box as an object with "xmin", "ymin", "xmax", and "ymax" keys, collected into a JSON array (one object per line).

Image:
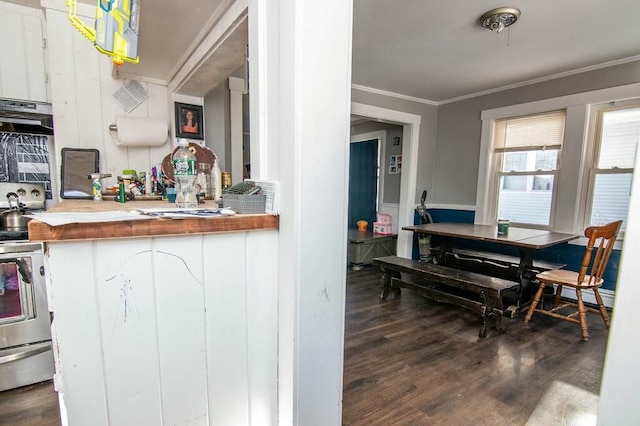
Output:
[{"xmin": 66, "ymin": 0, "xmax": 140, "ymax": 66}]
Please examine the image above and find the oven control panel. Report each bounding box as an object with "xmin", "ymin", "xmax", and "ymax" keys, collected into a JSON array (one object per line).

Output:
[{"xmin": 0, "ymin": 182, "xmax": 46, "ymax": 209}]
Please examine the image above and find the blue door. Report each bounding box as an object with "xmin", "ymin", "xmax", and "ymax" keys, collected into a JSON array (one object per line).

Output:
[{"xmin": 348, "ymin": 139, "xmax": 378, "ymax": 230}]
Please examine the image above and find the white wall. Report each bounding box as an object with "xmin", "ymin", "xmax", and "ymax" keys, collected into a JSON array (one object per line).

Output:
[
  {"xmin": 598, "ymin": 149, "xmax": 640, "ymax": 424},
  {"xmin": 203, "ymin": 82, "xmax": 229, "ymax": 169},
  {"xmin": 248, "ymin": 0, "xmax": 353, "ymax": 424},
  {"xmin": 435, "ymin": 60, "xmax": 640, "ymax": 207},
  {"xmin": 43, "ymin": 0, "xmax": 171, "ymax": 198}
]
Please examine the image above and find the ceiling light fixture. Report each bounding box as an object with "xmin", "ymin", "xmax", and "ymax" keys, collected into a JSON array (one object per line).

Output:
[{"xmin": 480, "ymin": 7, "xmax": 521, "ymax": 33}]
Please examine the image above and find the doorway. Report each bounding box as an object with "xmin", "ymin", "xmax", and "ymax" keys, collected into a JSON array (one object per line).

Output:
[
  {"xmin": 347, "ymin": 139, "xmax": 379, "ymax": 230},
  {"xmin": 350, "ymin": 103, "xmax": 422, "ymax": 257}
]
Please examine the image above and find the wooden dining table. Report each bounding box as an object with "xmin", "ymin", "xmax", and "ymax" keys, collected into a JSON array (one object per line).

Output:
[{"xmin": 402, "ymin": 222, "xmax": 579, "ymax": 315}]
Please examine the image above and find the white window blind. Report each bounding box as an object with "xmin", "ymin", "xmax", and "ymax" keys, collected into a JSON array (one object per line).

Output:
[
  {"xmin": 493, "ymin": 110, "xmax": 566, "ymax": 226},
  {"xmin": 495, "ymin": 111, "xmax": 565, "ymax": 151}
]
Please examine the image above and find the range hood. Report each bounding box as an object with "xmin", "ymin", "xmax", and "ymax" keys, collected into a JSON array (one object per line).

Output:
[{"xmin": 0, "ymin": 98, "xmax": 54, "ymax": 135}]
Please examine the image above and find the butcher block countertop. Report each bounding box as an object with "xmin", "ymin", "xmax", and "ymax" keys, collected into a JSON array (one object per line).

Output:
[{"xmin": 28, "ymin": 200, "xmax": 279, "ymax": 242}]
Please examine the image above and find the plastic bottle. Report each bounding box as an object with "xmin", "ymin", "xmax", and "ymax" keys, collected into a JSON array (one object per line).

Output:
[
  {"xmin": 173, "ymin": 139, "xmax": 198, "ymax": 208},
  {"xmin": 212, "ymin": 159, "xmax": 222, "ymax": 201}
]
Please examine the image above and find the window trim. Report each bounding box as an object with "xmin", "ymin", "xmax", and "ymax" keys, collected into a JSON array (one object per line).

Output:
[
  {"xmin": 489, "ymin": 112, "xmax": 564, "ymax": 229},
  {"xmin": 476, "ymin": 81, "xmax": 640, "ymax": 240},
  {"xmin": 580, "ymin": 100, "xmax": 640, "ymax": 237}
]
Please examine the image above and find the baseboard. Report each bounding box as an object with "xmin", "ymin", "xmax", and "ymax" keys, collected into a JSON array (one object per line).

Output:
[{"xmin": 560, "ymin": 287, "xmax": 615, "ymax": 309}]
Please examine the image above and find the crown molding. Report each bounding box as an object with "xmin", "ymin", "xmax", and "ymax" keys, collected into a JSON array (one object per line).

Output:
[
  {"xmin": 352, "ymin": 56, "xmax": 640, "ymax": 107},
  {"xmin": 351, "ymin": 84, "xmax": 438, "ymax": 106},
  {"xmin": 438, "ymin": 55, "xmax": 640, "ymax": 105}
]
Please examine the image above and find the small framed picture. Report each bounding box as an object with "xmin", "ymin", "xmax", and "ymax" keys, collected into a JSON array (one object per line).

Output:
[
  {"xmin": 389, "ymin": 155, "xmax": 402, "ymax": 174},
  {"xmin": 175, "ymin": 102, "xmax": 204, "ymax": 140}
]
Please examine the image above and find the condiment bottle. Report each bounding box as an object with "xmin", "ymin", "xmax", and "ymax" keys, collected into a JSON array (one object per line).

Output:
[
  {"xmin": 221, "ymin": 171, "xmax": 231, "ymax": 191},
  {"xmin": 212, "ymin": 159, "xmax": 222, "ymax": 201}
]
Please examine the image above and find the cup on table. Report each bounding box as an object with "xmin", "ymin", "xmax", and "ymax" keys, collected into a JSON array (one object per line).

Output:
[
  {"xmin": 166, "ymin": 187, "xmax": 176, "ymax": 203},
  {"xmin": 497, "ymin": 219, "xmax": 510, "ymax": 235}
]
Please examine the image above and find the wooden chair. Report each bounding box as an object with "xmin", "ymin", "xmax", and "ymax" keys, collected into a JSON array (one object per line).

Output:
[{"xmin": 524, "ymin": 220, "xmax": 622, "ymax": 341}]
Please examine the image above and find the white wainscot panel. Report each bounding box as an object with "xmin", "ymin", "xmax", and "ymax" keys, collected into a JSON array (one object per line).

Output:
[
  {"xmin": 152, "ymin": 236, "xmax": 209, "ymax": 425},
  {"xmin": 47, "ymin": 241, "xmax": 109, "ymax": 426},
  {"xmin": 47, "ymin": 230, "xmax": 279, "ymax": 426},
  {"xmin": 203, "ymin": 232, "xmax": 250, "ymax": 425},
  {"xmin": 94, "ymin": 239, "xmax": 163, "ymax": 425}
]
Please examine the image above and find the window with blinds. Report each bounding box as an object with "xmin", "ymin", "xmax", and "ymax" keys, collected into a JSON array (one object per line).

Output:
[
  {"xmin": 587, "ymin": 106, "xmax": 640, "ymax": 234},
  {"xmin": 492, "ymin": 110, "xmax": 566, "ymax": 226}
]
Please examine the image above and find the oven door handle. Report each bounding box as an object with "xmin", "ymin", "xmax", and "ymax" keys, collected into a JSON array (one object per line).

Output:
[{"xmin": 0, "ymin": 341, "xmax": 51, "ymax": 365}]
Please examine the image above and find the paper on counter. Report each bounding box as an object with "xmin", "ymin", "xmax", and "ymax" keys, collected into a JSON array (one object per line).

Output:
[
  {"xmin": 25, "ymin": 208, "xmax": 235, "ymax": 226},
  {"xmin": 250, "ymin": 179, "xmax": 279, "ymax": 214},
  {"xmin": 135, "ymin": 208, "xmax": 236, "ymax": 218},
  {"xmin": 25, "ymin": 211, "xmax": 156, "ymax": 226}
]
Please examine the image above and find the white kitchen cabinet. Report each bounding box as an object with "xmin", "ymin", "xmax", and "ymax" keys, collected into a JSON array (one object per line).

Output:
[{"xmin": 0, "ymin": 1, "xmax": 48, "ymax": 102}]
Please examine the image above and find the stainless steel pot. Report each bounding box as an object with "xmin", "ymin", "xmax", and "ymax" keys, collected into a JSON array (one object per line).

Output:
[{"xmin": 0, "ymin": 193, "xmax": 31, "ymax": 231}]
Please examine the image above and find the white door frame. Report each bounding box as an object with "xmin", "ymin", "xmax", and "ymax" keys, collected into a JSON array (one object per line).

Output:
[{"xmin": 351, "ymin": 103, "xmax": 421, "ymax": 258}]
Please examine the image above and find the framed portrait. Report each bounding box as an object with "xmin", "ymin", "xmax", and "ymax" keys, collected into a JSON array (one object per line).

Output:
[{"xmin": 175, "ymin": 102, "xmax": 204, "ymax": 140}]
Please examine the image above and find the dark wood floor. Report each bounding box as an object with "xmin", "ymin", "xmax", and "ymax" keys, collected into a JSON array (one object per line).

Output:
[
  {"xmin": 342, "ymin": 265, "xmax": 608, "ymax": 425},
  {"xmin": 0, "ymin": 381, "xmax": 60, "ymax": 426},
  {"xmin": 0, "ymin": 265, "xmax": 608, "ymax": 425}
]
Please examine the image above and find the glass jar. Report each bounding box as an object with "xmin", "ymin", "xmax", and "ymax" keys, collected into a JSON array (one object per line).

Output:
[
  {"xmin": 221, "ymin": 171, "xmax": 231, "ymax": 190},
  {"xmin": 197, "ymin": 163, "xmax": 212, "ymax": 199}
]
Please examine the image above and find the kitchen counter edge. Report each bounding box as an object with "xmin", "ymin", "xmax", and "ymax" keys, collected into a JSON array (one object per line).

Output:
[{"xmin": 28, "ymin": 200, "xmax": 279, "ymax": 242}]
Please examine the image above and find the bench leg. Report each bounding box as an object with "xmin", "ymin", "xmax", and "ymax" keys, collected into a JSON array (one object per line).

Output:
[
  {"xmin": 479, "ymin": 291, "xmax": 505, "ymax": 338},
  {"xmin": 379, "ymin": 268, "xmax": 400, "ymax": 301},
  {"xmin": 478, "ymin": 306, "xmax": 489, "ymax": 338}
]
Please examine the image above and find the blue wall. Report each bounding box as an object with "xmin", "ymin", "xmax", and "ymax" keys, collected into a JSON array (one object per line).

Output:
[{"xmin": 412, "ymin": 209, "xmax": 621, "ymax": 291}]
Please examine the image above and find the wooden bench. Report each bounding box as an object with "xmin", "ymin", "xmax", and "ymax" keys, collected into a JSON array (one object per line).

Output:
[
  {"xmin": 442, "ymin": 248, "xmax": 564, "ymax": 279},
  {"xmin": 372, "ymin": 255, "xmax": 519, "ymax": 338}
]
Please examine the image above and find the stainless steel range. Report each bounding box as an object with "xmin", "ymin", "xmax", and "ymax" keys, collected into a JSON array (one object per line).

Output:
[{"xmin": 0, "ymin": 182, "xmax": 53, "ymax": 391}]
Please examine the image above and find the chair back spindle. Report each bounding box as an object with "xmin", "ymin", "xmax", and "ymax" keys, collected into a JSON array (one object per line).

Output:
[
  {"xmin": 526, "ymin": 220, "xmax": 623, "ymax": 341},
  {"xmin": 579, "ymin": 221, "xmax": 622, "ymax": 287}
]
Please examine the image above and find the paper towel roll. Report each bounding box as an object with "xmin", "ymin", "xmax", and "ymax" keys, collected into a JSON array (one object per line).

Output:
[{"xmin": 113, "ymin": 116, "xmax": 168, "ymax": 147}]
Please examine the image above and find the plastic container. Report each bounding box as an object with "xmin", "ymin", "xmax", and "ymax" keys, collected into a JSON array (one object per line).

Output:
[
  {"xmin": 377, "ymin": 213, "xmax": 392, "ymax": 224},
  {"xmin": 373, "ymin": 222, "xmax": 392, "ymax": 235},
  {"xmin": 173, "ymin": 140, "xmax": 198, "ymax": 208},
  {"xmin": 166, "ymin": 187, "xmax": 176, "ymax": 203},
  {"xmin": 221, "ymin": 194, "xmax": 266, "ymax": 214},
  {"xmin": 357, "ymin": 220, "xmax": 368, "ymax": 232},
  {"xmin": 197, "ymin": 163, "xmax": 212, "ymax": 199}
]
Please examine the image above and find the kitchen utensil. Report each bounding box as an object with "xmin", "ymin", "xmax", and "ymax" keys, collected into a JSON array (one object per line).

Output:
[{"xmin": 0, "ymin": 193, "xmax": 31, "ymax": 231}]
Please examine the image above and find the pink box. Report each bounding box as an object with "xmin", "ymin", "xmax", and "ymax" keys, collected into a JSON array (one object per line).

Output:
[
  {"xmin": 373, "ymin": 222, "xmax": 392, "ymax": 235},
  {"xmin": 377, "ymin": 213, "xmax": 392, "ymax": 224}
]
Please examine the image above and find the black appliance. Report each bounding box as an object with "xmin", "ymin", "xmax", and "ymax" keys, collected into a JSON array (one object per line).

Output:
[{"xmin": 0, "ymin": 98, "xmax": 53, "ymax": 135}]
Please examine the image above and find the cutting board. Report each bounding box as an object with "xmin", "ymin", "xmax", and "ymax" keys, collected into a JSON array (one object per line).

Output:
[{"xmin": 161, "ymin": 143, "xmax": 217, "ymax": 183}]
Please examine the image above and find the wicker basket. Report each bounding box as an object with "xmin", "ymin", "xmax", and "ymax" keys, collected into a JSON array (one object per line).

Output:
[{"xmin": 221, "ymin": 194, "xmax": 266, "ymax": 214}]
